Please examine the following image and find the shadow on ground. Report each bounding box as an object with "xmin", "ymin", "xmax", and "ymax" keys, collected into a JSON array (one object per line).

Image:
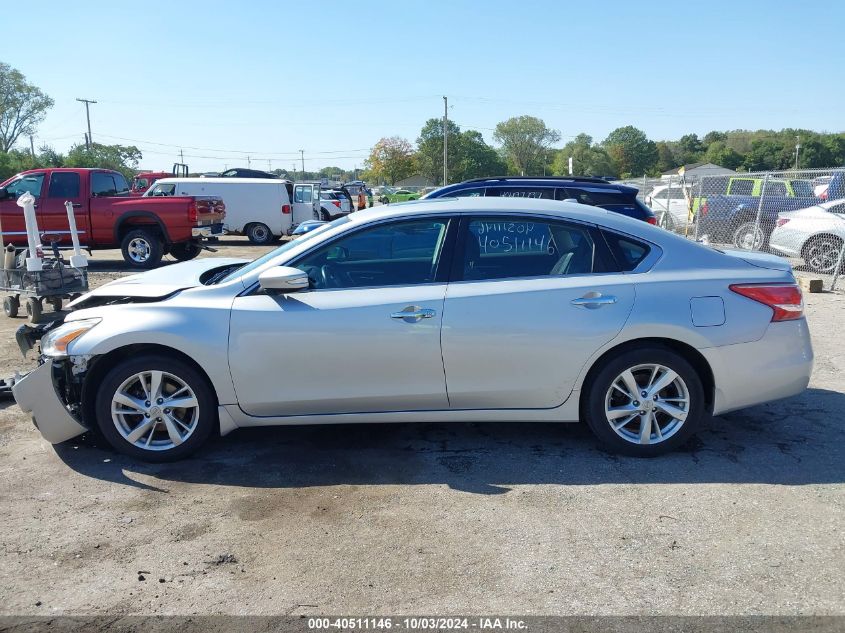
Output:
[{"xmin": 53, "ymin": 388, "xmax": 845, "ymax": 494}]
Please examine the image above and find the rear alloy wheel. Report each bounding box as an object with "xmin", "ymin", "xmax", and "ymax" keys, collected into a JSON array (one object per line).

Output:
[
  {"xmin": 802, "ymin": 235, "xmax": 843, "ymax": 274},
  {"xmin": 121, "ymin": 228, "xmax": 164, "ymax": 269},
  {"xmin": 95, "ymin": 355, "xmax": 216, "ymax": 461},
  {"xmin": 246, "ymin": 222, "xmax": 273, "ymax": 245},
  {"xmin": 169, "ymin": 242, "xmax": 202, "ymax": 261},
  {"xmin": 732, "ymin": 221, "xmax": 766, "ymax": 251},
  {"xmin": 584, "ymin": 347, "xmax": 706, "ymax": 456}
]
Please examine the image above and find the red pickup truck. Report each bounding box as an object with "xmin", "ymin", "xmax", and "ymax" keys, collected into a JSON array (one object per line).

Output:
[{"xmin": 0, "ymin": 168, "xmax": 224, "ymax": 268}]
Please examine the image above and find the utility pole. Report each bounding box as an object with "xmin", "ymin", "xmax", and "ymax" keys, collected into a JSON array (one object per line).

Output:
[
  {"xmin": 299, "ymin": 150, "xmax": 305, "ymax": 176},
  {"xmin": 443, "ymin": 96, "xmax": 448, "ymax": 186},
  {"xmin": 179, "ymin": 148, "xmax": 184, "ymax": 163},
  {"xmin": 76, "ymin": 98, "xmax": 97, "ymax": 148},
  {"xmin": 292, "ymin": 163, "xmax": 297, "ymax": 181},
  {"xmin": 247, "ymin": 155, "xmax": 251, "ymax": 168},
  {"xmin": 29, "ymin": 135, "xmax": 35, "ymax": 159},
  {"xmin": 794, "ymin": 135, "xmax": 801, "ymax": 171},
  {"xmin": 267, "ymin": 159, "xmax": 272, "ymax": 172}
]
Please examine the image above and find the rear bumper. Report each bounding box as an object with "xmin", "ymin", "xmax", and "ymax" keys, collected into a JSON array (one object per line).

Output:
[
  {"xmin": 11, "ymin": 360, "xmax": 88, "ymax": 444},
  {"xmin": 192, "ymin": 223, "xmax": 226, "ymax": 238},
  {"xmin": 701, "ymin": 319, "xmax": 813, "ymax": 416}
]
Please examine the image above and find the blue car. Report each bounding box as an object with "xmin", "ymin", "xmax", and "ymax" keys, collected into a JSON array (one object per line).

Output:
[{"xmin": 424, "ymin": 176, "xmax": 656, "ymax": 223}]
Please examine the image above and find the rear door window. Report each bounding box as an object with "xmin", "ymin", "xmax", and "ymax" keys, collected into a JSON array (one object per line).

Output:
[
  {"xmin": 47, "ymin": 172, "xmax": 81, "ymax": 198},
  {"xmin": 766, "ymin": 182, "xmax": 788, "ymax": 197},
  {"xmin": 458, "ymin": 217, "xmax": 601, "ymax": 281},
  {"xmin": 91, "ymin": 172, "xmax": 123, "ymax": 197},
  {"xmin": 728, "ymin": 179, "xmax": 755, "ymax": 196}
]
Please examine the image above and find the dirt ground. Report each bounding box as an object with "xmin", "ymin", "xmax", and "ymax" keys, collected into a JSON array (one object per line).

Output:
[{"xmin": 0, "ymin": 238, "xmax": 843, "ymax": 616}]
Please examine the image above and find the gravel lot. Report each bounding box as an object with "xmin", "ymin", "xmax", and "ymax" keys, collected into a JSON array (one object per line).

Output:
[{"xmin": 0, "ymin": 239, "xmax": 843, "ymax": 616}]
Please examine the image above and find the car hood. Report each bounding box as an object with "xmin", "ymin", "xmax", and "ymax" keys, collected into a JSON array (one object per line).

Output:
[
  {"xmin": 721, "ymin": 249, "xmax": 792, "ymax": 272},
  {"xmin": 67, "ymin": 257, "xmax": 247, "ymax": 307}
]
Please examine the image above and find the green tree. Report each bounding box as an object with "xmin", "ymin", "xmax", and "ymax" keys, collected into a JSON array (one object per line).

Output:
[
  {"xmin": 655, "ymin": 141, "xmax": 678, "ymax": 173},
  {"xmin": 703, "ymin": 141, "xmax": 744, "ymax": 170},
  {"xmin": 64, "ymin": 142, "xmax": 142, "ymax": 180},
  {"xmin": 602, "ymin": 126, "xmax": 658, "ymax": 177},
  {"xmin": 0, "ymin": 62, "xmax": 54, "ymax": 152},
  {"xmin": 552, "ymin": 134, "xmax": 615, "ymax": 177},
  {"xmin": 449, "ymin": 130, "xmax": 507, "ymax": 182},
  {"xmin": 676, "ymin": 133, "xmax": 704, "ymax": 164},
  {"xmin": 363, "ymin": 136, "xmax": 415, "ymax": 185},
  {"xmin": 416, "ymin": 118, "xmax": 462, "ymax": 185},
  {"xmin": 493, "ymin": 115, "xmax": 560, "ymax": 176}
]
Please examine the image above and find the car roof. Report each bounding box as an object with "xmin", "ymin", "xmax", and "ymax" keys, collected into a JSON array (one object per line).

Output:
[
  {"xmin": 348, "ymin": 196, "xmax": 635, "ymax": 227},
  {"xmin": 429, "ymin": 176, "xmax": 638, "ymax": 196},
  {"xmin": 153, "ymin": 177, "xmax": 291, "ymax": 185}
]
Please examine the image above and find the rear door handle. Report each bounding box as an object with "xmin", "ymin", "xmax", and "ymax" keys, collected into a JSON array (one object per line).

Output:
[
  {"xmin": 571, "ymin": 293, "xmax": 617, "ymax": 309},
  {"xmin": 71, "ymin": 203, "xmax": 82, "ymax": 208},
  {"xmin": 390, "ymin": 306, "xmax": 436, "ymax": 322}
]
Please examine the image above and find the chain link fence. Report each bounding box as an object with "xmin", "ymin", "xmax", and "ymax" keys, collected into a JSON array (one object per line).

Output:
[{"xmin": 627, "ymin": 169, "xmax": 845, "ymax": 291}]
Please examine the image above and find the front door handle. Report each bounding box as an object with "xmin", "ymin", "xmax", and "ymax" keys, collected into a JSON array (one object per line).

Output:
[
  {"xmin": 390, "ymin": 306, "xmax": 436, "ymax": 322},
  {"xmin": 571, "ymin": 293, "xmax": 617, "ymax": 309},
  {"xmin": 71, "ymin": 203, "xmax": 82, "ymax": 208}
]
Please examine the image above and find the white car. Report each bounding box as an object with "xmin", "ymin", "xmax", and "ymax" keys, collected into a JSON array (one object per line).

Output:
[
  {"xmin": 319, "ymin": 189, "xmax": 352, "ymax": 220},
  {"xmin": 12, "ymin": 198, "xmax": 812, "ymax": 462},
  {"xmin": 769, "ymin": 198, "xmax": 845, "ymax": 273},
  {"xmin": 146, "ymin": 178, "xmax": 320, "ymax": 244},
  {"xmin": 645, "ymin": 184, "xmax": 692, "ymax": 231}
]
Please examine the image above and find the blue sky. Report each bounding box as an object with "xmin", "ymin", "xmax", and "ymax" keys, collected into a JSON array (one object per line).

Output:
[{"xmin": 4, "ymin": 0, "xmax": 843, "ymax": 172}]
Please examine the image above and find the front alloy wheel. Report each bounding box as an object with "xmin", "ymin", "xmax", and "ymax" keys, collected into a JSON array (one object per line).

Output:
[
  {"xmin": 95, "ymin": 355, "xmax": 216, "ymax": 461},
  {"xmin": 111, "ymin": 370, "xmax": 200, "ymax": 451}
]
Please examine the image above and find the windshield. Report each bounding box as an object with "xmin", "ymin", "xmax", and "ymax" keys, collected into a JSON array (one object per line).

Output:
[
  {"xmin": 216, "ymin": 216, "xmax": 350, "ymax": 284},
  {"xmin": 790, "ymin": 180, "xmax": 814, "ymax": 197}
]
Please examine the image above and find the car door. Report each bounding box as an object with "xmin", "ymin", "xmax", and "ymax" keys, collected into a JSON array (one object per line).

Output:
[
  {"xmin": 292, "ymin": 184, "xmax": 318, "ymax": 225},
  {"xmin": 38, "ymin": 171, "xmax": 89, "ymax": 245},
  {"xmin": 228, "ymin": 216, "xmax": 455, "ymax": 417},
  {"xmin": 441, "ymin": 215, "xmax": 636, "ymax": 410}
]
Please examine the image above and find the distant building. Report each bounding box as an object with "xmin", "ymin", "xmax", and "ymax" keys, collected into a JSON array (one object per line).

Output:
[{"xmin": 661, "ymin": 162, "xmax": 736, "ymax": 180}]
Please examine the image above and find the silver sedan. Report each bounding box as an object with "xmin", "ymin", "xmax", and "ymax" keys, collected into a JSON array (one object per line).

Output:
[{"xmin": 12, "ymin": 197, "xmax": 813, "ymax": 461}]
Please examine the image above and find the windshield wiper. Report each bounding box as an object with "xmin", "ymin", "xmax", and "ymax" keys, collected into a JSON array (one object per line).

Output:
[{"xmin": 205, "ymin": 264, "xmax": 245, "ymax": 285}]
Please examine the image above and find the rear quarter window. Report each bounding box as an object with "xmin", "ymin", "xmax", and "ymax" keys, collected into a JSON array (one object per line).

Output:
[{"xmin": 602, "ymin": 231, "xmax": 652, "ymax": 271}]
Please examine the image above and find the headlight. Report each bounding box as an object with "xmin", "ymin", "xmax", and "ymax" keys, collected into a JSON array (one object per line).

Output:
[{"xmin": 40, "ymin": 318, "xmax": 101, "ymax": 358}]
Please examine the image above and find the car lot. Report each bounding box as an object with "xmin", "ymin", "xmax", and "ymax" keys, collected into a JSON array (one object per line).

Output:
[{"xmin": 0, "ymin": 237, "xmax": 843, "ymax": 616}]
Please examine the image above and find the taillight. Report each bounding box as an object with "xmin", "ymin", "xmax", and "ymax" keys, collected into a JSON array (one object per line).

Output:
[
  {"xmin": 332, "ymin": 200, "xmax": 341, "ymax": 208},
  {"xmin": 646, "ymin": 216, "xmax": 657, "ymax": 225},
  {"xmin": 282, "ymin": 204, "xmax": 291, "ymax": 214},
  {"xmin": 700, "ymin": 201, "xmax": 709, "ymax": 217},
  {"xmin": 187, "ymin": 200, "xmax": 197, "ymax": 223},
  {"xmin": 729, "ymin": 283, "xmax": 803, "ymax": 322},
  {"xmin": 776, "ymin": 218, "xmax": 790, "ymax": 227}
]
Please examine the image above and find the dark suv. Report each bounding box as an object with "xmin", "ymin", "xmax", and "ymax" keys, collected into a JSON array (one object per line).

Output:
[{"xmin": 424, "ymin": 177, "xmax": 656, "ymax": 224}]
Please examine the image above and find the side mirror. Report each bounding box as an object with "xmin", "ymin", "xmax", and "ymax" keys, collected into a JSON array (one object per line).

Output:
[
  {"xmin": 0, "ymin": 187, "xmax": 9, "ymax": 201},
  {"xmin": 258, "ymin": 266, "xmax": 310, "ymax": 293}
]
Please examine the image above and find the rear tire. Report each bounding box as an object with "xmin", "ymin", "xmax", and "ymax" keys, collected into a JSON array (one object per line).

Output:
[
  {"xmin": 169, "ymin": 242, "xmax": 202, "ymax": 261},
  {"xmin": 121, "ymin": 228, "xmax": 164, "ymax": 269},
  {"xmin": 47, "ymin": 297, "xmax": 63, "ymax": 312},
  {"xmin": 246, "ymin": 223, "xmax": 273, "ymax": 245},
  {"xmin": 732, "ymin": 221, "xmax": 766, "ymax": 251},
  {"xmin": 583, "ymin": 346, "xmax": 707, "ymax": 457},
  {"xmin": 319, "ymin": 209, "xmax": 331, "ymax": 221},
  {"xmin": 94, "ymin": 354, "xmax": 217, "ymax": 462},
  {"xmin": 802, "ymin": 234, "xmax": 844, "ymax": 274}
]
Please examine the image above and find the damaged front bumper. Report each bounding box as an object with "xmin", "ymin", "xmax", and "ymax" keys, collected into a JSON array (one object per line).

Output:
[{"xmin": 12, "ymin": 360, "xmax": 88, "ymax": 444}]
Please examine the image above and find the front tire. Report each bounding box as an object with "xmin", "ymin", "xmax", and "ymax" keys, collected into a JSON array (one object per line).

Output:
[
  {"xmin": 583, "ymin": 347, "xmax": 706, "ymax": 457},
  {"xmin": 121, "ymin": 228, "xmax": 164, "ymax": 269},
  {"xmin": 3, "ymin": 295, "xmax": 19, "ymax": 318},
  {"xmin": 169, "ymin": 242, "xmax": 202, "ymax": 261},
  {"xmin": 25, "ymin": 297, "xmax": 42, "ymax": 323},
  {"xmin": 94, "ymin": 355, "xmax": 217, "ymax": 462},
  {"xmin": 246, "ymin": 222, "xmax": 274, "ymax": 245}
]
